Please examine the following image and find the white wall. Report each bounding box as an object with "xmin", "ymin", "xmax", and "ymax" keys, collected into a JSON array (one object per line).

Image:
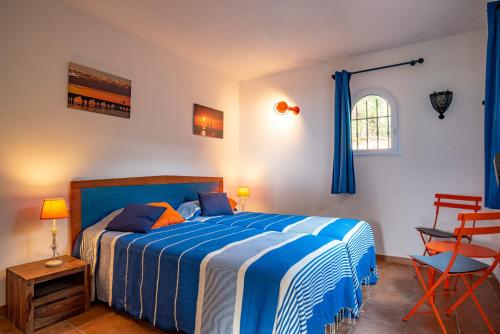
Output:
[
  {"xmin": 239, "ymin": 30, "xmax": 497, "ymax": 262},
  {"xmin": 0, "ymin": 0, "xmax": 239, "ymax": 306}
]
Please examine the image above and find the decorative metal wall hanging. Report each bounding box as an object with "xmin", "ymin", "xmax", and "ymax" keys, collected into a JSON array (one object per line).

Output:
[{"xmin": 430, "ymin": 90, "xmax": 453, "ymax": 119}]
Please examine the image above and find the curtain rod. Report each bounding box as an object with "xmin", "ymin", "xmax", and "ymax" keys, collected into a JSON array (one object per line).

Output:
[{"xmin": 331, "ymin": 58, "xmax": 424, "ymax": 80}]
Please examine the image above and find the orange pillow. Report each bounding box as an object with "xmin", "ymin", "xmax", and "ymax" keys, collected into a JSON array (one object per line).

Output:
[
  {"xmin": 148, "ymin": 202, "xmax": 185, "ymax": 228},
  {"xmin": 228, "ymin": 197, "xmax": 237, "ymax": 210}
]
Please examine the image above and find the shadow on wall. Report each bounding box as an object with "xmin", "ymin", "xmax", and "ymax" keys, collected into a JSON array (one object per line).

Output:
[
  {"xmin": 319, "ymin": 193, "xmax": 386, "ymax": 254},
  {"xmin": 368, "ymin": 219, "xmax": 384, "ymax": 255},
  {"xmin": 13, "ymin": 206, "xmax": 51, "ymax": 260},
  {"xmin": 13, "ymin": 206, "xmax": 41, "ymax": 235}
]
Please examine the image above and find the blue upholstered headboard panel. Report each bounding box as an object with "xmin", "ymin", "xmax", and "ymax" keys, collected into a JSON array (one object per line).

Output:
[{"xmin": 80, "ymin": 182, "xmax": 219, "ymax": 229}]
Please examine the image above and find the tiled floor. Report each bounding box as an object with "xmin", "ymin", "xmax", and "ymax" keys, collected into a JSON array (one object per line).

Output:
[{"xmin": 0, "ymin": 260, "xmax": 498, "ymax": 333}]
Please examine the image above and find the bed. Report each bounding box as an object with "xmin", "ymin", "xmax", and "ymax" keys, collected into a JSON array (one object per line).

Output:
[
  {"xmin": 195, "ymin": 212, "xmax": 378, "ymax": 297},
  {"xmin": 69, "ymin": 175, "xmax": 361, "ymax": 334}
]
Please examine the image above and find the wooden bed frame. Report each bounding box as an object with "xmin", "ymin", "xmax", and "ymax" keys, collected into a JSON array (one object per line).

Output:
[{"xmin": 69, "ymin": 175, "xmax": 223, "ymax": 247}]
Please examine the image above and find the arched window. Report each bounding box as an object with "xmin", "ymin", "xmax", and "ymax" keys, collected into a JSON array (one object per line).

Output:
[{"xmin": 351, "ymin": 90, "xmax": 399, "ymax": 155}]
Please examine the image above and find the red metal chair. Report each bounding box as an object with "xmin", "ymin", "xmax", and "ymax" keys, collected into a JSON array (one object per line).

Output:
[
  {"xmin": 404, "ymin": 211, "xmax": 500, "ymax": 334},
  {"xmin": 416, "ymin": 194, "xmax": 482, "ymax": 255}
]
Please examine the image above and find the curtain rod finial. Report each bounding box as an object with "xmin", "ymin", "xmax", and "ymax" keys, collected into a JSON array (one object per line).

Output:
[{"xmin": 410, "ymin": 58, "xmax": 424, "ymax": 66}]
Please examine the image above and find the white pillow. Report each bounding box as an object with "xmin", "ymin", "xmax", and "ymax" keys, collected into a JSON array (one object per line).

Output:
[{"xmin": 177, "ymin": 200, "xmax": 201, "ymax": 220}]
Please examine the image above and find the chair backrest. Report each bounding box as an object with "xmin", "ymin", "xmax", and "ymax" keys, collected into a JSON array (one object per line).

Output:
[
  {"xmin": 442, "ymin": 211, "xmax": 500, "ymax": 275},
  {"xmin": 455, "ymin": 212, "xmax": 500, "ymax": 238},
  {"xmin": 432, "ymin": 194, "xmax": 482, "ymax": 230}
]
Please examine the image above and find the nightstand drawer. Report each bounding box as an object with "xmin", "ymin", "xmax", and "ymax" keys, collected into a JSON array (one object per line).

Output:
[
  {"xmin": 34, "ymin": 285, "xmax": 85, "ymax": 307},
  {"xmin": 34, "ymin": 293, "xmax": 85, "ymax": 330}
]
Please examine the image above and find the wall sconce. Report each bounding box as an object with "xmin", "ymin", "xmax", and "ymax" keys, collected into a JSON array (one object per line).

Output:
[
  {"xmin": 430, "ymin": 90, "xmax": 453, "ymax": 119},
  {"xmin": 275, "ymin": 101, "xmax": 300, "ymax": 115}
]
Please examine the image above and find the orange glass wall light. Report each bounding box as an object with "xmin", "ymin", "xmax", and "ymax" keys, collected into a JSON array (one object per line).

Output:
[{"xmin": 274, "ymin": 101, "xmax": 300, "ymax": 116}]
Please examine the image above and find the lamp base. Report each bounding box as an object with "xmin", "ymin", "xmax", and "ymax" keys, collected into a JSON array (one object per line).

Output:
[{"xmin": 45, "ymin": 259, "xmax": 63, "ymax": 267}]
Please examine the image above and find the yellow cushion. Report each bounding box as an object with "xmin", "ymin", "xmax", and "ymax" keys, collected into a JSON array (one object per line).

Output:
[{"xmin": 148, "ymin": 202, "xmax": 185, "ymax": 228}]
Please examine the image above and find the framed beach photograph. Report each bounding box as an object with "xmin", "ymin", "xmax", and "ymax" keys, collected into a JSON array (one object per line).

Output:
[
  {"xmin": 67, "ymin": 62, "xmax": 131, "ymax": 118},
  {"xmin": 193, "ymin": 104, "xmax": 224, "ymax": 139}
]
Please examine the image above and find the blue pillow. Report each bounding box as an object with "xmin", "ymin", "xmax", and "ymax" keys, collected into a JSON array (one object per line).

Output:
[
  {"xmin": 198, "ymin": 192, "xmax": 234, "ymax": 216},
  {"xmin": 177, "ymin": 200, "xmax": 202, "ymax": 220},
  {"xmin": 106, "ymin": 204, "xmax": 165, "ymax": 233}
]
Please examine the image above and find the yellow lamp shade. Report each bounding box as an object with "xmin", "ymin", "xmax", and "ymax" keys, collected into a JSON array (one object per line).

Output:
[
  {"xmin": 237, "ymin": 186, "xmax": 250, "ymax": 198},
  {"xmin": 40, "ymin": 198, "xmax": 68, "ymax": 220}
]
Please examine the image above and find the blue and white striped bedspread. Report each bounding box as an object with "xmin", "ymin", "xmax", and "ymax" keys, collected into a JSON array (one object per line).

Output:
[
  {"xmin": 81, "ymin": 221, "xmax": 359, "ymax": 334},
  {"xmin": 196, "ymin": 212, "xmax": 378, "ymax": 293}
]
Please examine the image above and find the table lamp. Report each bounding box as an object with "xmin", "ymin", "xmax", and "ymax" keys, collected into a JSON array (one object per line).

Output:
[
  {"xmin": 237, "ymin": 186, "xmax": 250, "ymax": 212},
  {"xmin": 40, "ymin": 198, "xmax": 68, "ymax": 267}
]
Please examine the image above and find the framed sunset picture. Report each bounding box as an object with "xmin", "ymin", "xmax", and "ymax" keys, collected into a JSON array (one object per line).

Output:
[
  {"xmin": 193, "ymin": 104, "xmax": 223, "ymax": 139},
  {"xmin": 67, "ymin": 62, "xmax": 131, "ymax": 118}
]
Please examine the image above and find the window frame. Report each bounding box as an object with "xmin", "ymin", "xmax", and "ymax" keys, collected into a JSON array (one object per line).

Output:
[{"xmin": 350, "ymin": 88, "xmax": 400, "ymax": 156}]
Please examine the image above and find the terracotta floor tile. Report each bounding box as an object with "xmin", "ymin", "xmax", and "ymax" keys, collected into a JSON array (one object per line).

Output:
[
  {"xmin": 459, "ymin": 323, "xmax": 496, "ymax": 334},
  {"xmin": 369, "ymin": 289, "xmax": 413, "ymax": 310},
  {"xmin": 35, "ymin": 321, "xmax": 76, "ymax": 334},
  {"xmin": 457, "ymin": 292, "xmax": 500, "ymax": 314},
  {"xmin": 456, "ymin": 303, "xmax": 500, "ymax": 332},
  {"xmin": 454, "ymin": 276, "xmax": 498, "ymax": 298},
  {"xmin": 325, "ymin": 322, "xmax": 351, "ymax": 334},
  {"xmin": 403, "ymin": 311, "xmax": 459, "ymax": 334},
  {"xmin": 0, "ymin": 317, "xmax": 21, "ymax": 334},
  {"xmin": 67, "ymin": 303, "xmax": 113, "ymax": 327},
  {"xmin": 487, "ymin": 278, "xmax": 500, "ymax": 300},
  {"xmin": 376, "ymin": 264, "xmax": 413, "ymax": 278},
  {"xmin": 349, "ymin": 317, "xmax": 403, "ymax": 334},
  {"xmin": 361, "ymin": 299, "xmax": 408, "ymax": 326},
  {"xmin": 375, "ymin": 258, "xmax": 387, "ymax": 268},
  {"xmin": 77, "ymin": 312, "xmax": 165, "ymax": 334}
]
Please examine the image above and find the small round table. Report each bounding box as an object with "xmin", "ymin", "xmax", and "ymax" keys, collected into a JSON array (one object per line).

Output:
[{"xmin": 426, "ymin": 241, "xmax": 497, "ymax": 258}]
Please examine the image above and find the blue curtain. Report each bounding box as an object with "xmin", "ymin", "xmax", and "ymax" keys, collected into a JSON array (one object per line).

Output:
[
  {"xmin": 331, "ymin": 70, "xmax": 355, "ymax": 194},
  {"xmin": 485, "ymin": 1, "xmax": 500, "ymax": 208}
]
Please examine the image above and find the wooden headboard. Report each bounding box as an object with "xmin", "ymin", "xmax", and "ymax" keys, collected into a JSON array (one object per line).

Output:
[{"xmin": 69, "ymin": 175, "xmax": 223, "ymax": 247}]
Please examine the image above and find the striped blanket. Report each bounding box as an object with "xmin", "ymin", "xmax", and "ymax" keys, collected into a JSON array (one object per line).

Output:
[
  {"xmin": 195, "ymin": 212, "xmax": 378, "ymax": 303},
  {"xmin": 78, "ymin": 220, "xmax": 359, "ymax": 334}
]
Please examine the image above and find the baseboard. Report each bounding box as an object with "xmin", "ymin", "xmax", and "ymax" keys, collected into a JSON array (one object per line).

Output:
[
  {"xmin": 0, "ymin": 304, "xmax": 5, "ymax": 317},
  {"xmin": 376, "ymin": 253, "xmax": 412, "ymax": 266}
]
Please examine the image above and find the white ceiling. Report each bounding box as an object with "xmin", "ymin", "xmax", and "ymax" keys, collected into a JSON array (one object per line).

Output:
[{"xmin": 64, "ymin": 0, "xmax": 487, "ymax": 81}]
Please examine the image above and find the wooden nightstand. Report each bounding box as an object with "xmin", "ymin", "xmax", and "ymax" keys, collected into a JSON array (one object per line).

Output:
[{"xmin": 6, "ymin": 255, "xmax": 90, "ymax": 333}]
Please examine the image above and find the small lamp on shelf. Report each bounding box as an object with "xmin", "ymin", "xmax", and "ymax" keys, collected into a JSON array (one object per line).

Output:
[
  {"xmin": 237, "ymin": 186, "xmax": 250, "ymax": 212},
  {"xmin": 40, "ymin": 198, "xmax": 68, "ymax": 267}
]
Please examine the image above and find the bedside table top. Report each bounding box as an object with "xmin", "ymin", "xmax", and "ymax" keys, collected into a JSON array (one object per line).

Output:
[{"xmin": 7, "ymin": 256, "xmax": 86, "ymax": 281}]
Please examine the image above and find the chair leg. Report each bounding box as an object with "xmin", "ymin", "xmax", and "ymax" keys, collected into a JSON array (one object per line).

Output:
[
  {"xmin": 446, "ymin": 258, "xmax": 498, "ymax": 315},
  {"xmin": 459, "ymin": 275, "xmax": 495, "ymax": 334},
  {"xmin": 420, "ymin": 232, "xmax": 431, "ymax": 256},
  {"xmin": 428, "ymin": 267, "xmax": 436, "ymax": 304},
  {"xmin": 404, "ymin": 262, "xmax": 448, "ymax": 333},
  {"xmin": 428, "ymin": 297, "xmax": 448, "ymax": 334},
  {"xmin": 445, "ymin": 272, "xmax": 488, "ymax": 314},
  {"xmin": 443, "ymin": 275, "xmax": 451, "ymax": 291},
  {"xmin": 444, "ymin": 276, "xmax": 459, "ymax": 293},
  {"xmin": 451, "ymin": 275, "xmax": 459, "ymax": 292},
  {"xmin": 404, "ymin": 262, "xmax": 441, "ymax": 320}
]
